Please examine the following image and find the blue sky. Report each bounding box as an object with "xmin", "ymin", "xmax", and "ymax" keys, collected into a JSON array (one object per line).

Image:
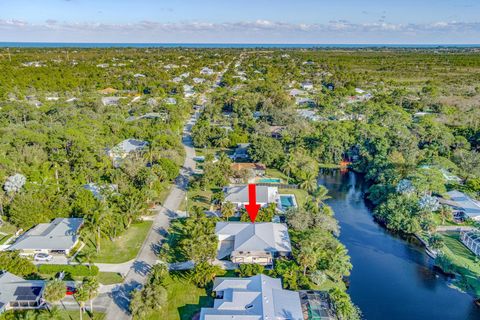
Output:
[{"xmin": 0, "ymin": 0, "xmax": 479, "ymax": 43}]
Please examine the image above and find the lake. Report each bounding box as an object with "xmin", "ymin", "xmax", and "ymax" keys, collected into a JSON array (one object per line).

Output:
[{"xmin": 318, "ymin": 170, "xmax": 480, "ymax": 320}]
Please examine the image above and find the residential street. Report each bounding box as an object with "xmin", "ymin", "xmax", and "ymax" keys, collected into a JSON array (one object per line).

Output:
[{"xmin": 104, "ymin": 111, "xmax": 198, "ymax": 320}]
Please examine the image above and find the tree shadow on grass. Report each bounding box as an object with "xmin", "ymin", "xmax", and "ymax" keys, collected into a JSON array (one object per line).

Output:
[{"xmin": 177, "ymin": 295, "xmax": 214, "ymax": 320}]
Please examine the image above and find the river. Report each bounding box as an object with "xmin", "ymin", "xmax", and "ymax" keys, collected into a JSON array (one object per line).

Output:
[{"xmin": 318, "ymin": 170, "xmax": 480, "ymax": 320}]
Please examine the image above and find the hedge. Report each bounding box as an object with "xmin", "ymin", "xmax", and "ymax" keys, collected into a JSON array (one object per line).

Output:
[{"xmin": 37, "ymin": 264, "xmax": 99, "ymax": 277}]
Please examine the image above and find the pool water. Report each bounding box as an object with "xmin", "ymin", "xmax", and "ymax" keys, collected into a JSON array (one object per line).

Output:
[
  {"xmin": 280, "ymin": 195, "xmax": 295, "ymax": 208},
  {"xmin": 258, "ymin": 178, "xmax": 281, "ymax": 183}
]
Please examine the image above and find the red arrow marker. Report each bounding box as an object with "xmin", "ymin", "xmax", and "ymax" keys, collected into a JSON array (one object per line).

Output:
[{"xmin": 245, "ymin": 184, "xmax": 261, "ymax": 223}]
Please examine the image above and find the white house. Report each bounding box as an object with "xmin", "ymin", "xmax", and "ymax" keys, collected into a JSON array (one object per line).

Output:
[
  {"xmin": 200, "ymin": 274, "xmax": 303, "ymax": 320},
  {"xmin": 8, "ymin": 218, "xmax": 84, "ymax": 256},
  {"xmin": 301, "ymin": 81, "xmax": 314, "ymax": 91},
  {"xmin": 440, "ymin": 190, "xmax": 480, "ymax": 221},
  {"xmin": 224, "ymin": 185, "xmax": 278, "ymax": 210},
  {"xmin": 108, "ymin": 139, "xmax": 149, "ymax": 167},
  {"xmin": 215, "ymin": 222, "xmax": 292, "ymax": 265},
  {"xmin": 200, "ymin": 67, "xmax": 214, "ymax": 75}
]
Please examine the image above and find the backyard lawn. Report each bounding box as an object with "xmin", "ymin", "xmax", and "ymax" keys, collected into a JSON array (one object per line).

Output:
[
  {"xmin": 145, "ymin": 272, "xmax": 214, "ymax": 320},
  {"xmin": 279, "ymin": 188, "xmax": 309, "ymax": 208},
  {"xmin": 439, "ymin": 232, "xmax": 480, "ymax": 296},
  {"xmin": 0, "ymin": 309, "xmax": 105, "ymax": 320},
  {"xmin": 82, "ymin": 221, "xmax": 153, "ymax": 263}
]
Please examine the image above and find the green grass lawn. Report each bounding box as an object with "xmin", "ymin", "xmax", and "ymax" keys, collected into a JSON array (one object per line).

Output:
[
  {"xmin": 82, "ymin": 221, "xmax": 153, "ymax": 263},
  {"xmin": 0, "ymin": 221, "xmax": 18, "ymax": 234},
  {"xmin": 0, "ymin": 309, "xmax": 105, "ymax": 320},
  {"xmin": 145, "ymin": 272, "xmax": 213, "ymax": 320},
  {"xmin": 0, "ymin": 233, "xmax": 12, "ymax": 245},
  {"xmin": 279, "ymin": 188, "xmax": 309, "ymax": 208},
  {"xmin": 265, "ymin": 168, "xmax": 289, "ymax": 181},
  {"xmin": 98, "ymin": 272, "xmax": 124, "ymax": 285},
  {"xmin": 439, "ymin": 232, "xmax": 480, "ymax": 296},
  {"xmin": 179, "ymin": 188, "xmax": 213, "ymax": 212}
]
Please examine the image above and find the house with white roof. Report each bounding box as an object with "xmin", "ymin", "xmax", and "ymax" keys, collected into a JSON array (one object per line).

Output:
[
  {"xmin": 164, "ymin": 97, "xmax": 177, "ymax": 105},
  {"xmin": 7, "ymin": 218, "xmax": 84, "ymax": 255},
  {"xmin": 0, "ymin": 272, "xmax": 45, "ymax": 314},
  {"xmin": 224, "ymin": 185, "xmax": 279, "ymax": 210},
  {"xmin": 200, "ymin": 67, "xmax": 215, "ymax": 75},
  {"xmin": 301, "ymin": 81, "xmax": 314, "ymax": 91},
  {"xmin": 215, "ymin": 222, "xmax": 292, "ymax": 265},
  {"xmin": 200, "ymin": 274, "xmax": 303, "ymax": 320},
  {"xmin": 193, "ymin": 77, "xmax": 206, "ymax": 84},
  {"xmin": 440, "ymin": 190, "xmax": 480, "ymax": 221},
  {"xmin": 107, "ymin": 139, "xmax": 149, "ymax": 167}
]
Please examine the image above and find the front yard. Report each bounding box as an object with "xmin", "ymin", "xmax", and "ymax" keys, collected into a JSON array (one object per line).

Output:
[
  {"xmin": 81, "ymin": 220, "xmax": 153, "ymax": 263},
  {"xmin": 145, "ymin": 272, "xmax": 214, "ymax": 320}
]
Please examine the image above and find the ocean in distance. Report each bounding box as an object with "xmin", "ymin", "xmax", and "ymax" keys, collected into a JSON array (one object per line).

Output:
[{"xmin": 0, "ymin": 42, "xmax": 479, "ymax": 48}]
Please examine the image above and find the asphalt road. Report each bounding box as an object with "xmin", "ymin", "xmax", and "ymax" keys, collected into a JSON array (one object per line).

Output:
[{"xmin": 104, "ymin": 112, "xmax": 198, "ymax": 320}]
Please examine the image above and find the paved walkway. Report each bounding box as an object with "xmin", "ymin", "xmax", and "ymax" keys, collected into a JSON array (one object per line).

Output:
[{"xmin": 104, "ymin": 112, "xmax": 198, "ymax": 320}]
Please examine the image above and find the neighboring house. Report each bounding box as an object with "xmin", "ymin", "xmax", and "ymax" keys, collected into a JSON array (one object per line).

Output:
[
  {"xmin": 231, "ymin": 143, "xmax": 251, "ymax": 160},
  {"xmin": 133, "ymin": 73, "xmax": 146, "ymax": 78},
  {"xmin": 268, "ymin": 126, "xmax": 286, "ymax": 139},
  {"xmin": 296, "ymin": 97, "xmax": 316, "ymax": 107},
  {"xmin": 440, "ymin": 190, "xmax": 480, "ymax": 221},
  {"xmin": 301, "ymin": 81, "xmax": 314, "ymax": 91},
  {"xmin": 164, "ymin": 97, "xmax": 177, "ymax": 105},
  {"xmin": 215, "ymin": 222, "xmax": 292, "ymax": 265},
  {"xmin": 289, "ymin": 88, "xmax": 306, "ymax": 97},
  {"xmin": 224, "ymin": 185, "xmax": 278, "ymax": 210},
  {"xmin": 107, "ymin": 139, "xmax": 149, "ymax": 167},
  {"xmin": 101, "ymin": 96, "xmax": 122, "ymax": 106},
  {"xmin": 297, "ymin": 109, "xmax": 321, "ymax": 121},
  {"xmin": 183, "ymin": 84, "xmax": 195, "ymax": 98},
  {"xmin": 8, "ymin": 218, "xmax": 84, "ymax": 255},
  {"xmin": 0, "ymin": 271, "xmax": 45, "ymax": 314},
  {"xmin": 230, "ymin": 163, "xmax": 266, "ymax": 178},
  {"xmin": 200, "ymin": 67, "xmax": 214, "ymax": 75},
  {"xmin": 200, "ymin": 274, "xmax": 303, "ymax": 320},
  {"xmin": 193, "ymin": 77, "xmax": 206, "ymax": 84},
  {"xmin": 83, "ymin": 183, "xmax": 118, "ymax": 200}
]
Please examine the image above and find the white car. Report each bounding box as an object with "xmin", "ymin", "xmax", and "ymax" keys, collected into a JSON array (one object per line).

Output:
[{"xmin": 34, "ymin": 253, "xmax": 53, "ymax": 262}]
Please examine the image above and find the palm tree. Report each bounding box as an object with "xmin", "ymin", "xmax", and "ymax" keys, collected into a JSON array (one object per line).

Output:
[
  {"xmin": 74, "ymin": 285, "xmax": 89, "ymax": 320},
  {"xmin": 221, "ymin": 201, "xmax": 236, "ymax": 221},
  {"xmin": 43, "ymin": 280, "xmax": 66, "ymax": 311},
  {"xmin": 281, "ymin": 154, "xmax": 296, "ymax": 183},
  {"xmin": 300, "ymin": 171, "xmax": 318, "ymax": 193},
  {"xmin": 297, "ymin": 245, "xmax": 317, "ymax": 276},
  {"xmin": 312, "ymin": 185, "xmax": 330, "ymax": 206},
  {"xmin": 83, "ymin": 277, "xmax": 99, "ymax": 313}
]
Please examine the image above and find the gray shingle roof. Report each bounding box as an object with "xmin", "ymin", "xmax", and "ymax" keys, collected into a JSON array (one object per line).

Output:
[
  {"xmin": 445, "ymin": 190, "xmax": 480, "ymax": 218},
  {"xmin": 8, "ymin": 218, "xmax": 83, "ymax": 251}
]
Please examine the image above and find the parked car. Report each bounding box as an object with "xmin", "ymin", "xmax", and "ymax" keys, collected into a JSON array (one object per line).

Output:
[
  {"xmin": 66, "ymin": 286, "xmax": 77, "ymax": 296},
  {"xmin": 34, "ymin": 253, "xmax": 53, "ymax": 262}
]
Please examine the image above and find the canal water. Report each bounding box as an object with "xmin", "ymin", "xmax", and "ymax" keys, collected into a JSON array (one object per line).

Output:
[{"xmin": 318, "ymin": 170, "xmax": 480, "ymax": 320}]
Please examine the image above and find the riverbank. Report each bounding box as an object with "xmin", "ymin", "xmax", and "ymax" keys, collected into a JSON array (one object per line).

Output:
[{"xmin": 319, "ymin": 170, "xmax": 480, "ymax": 320}]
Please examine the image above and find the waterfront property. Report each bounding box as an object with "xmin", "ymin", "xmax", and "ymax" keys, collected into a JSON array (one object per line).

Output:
[
  {"xmin": 460, "ymin": 230, "xmax": 480, "ymax": 256},
  {"xmin": 440, "ymin": 190, "xmax": 480, "ymax": 221},
  {"xmin": 0, "ymin": 271, "xmax": 45, "ymax": 314},
  {"xmin": 199, "ymin": 274, "xmax": 303, "ymax": 320},
  {"xmin": 299, "ymin": 291, "xmax": 336, "ymax": 320},
  {"xmin": 7, "ymin": 218, "xmax": 83, "ymax": 256},
  {"xmin": 278, "ymin": 194, "xmax": 298, "ymax": 211},
  {"xmin": 223, "ymin": 185, "xmax": 278, "ymax": 210},
  {"xmin": 215, "ymin": 222, "xmax": 292, "ymax": 266}
]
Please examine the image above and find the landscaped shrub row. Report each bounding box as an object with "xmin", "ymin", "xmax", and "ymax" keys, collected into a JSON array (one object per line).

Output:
[{"xmin": 37, "ymin": 264, "xmax": 99, "ymax": 276}]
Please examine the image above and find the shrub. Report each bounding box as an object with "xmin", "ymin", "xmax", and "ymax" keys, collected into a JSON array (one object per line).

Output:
[
  {"xmin": 0, "ymin": 251, "xmax": 37, "ymax": 277},
  {"xmin": 37, "ymin": 264, "xmax": 99, "ymax": 277},
  {"xmin": 236, "ymin": 263, "xmax": 265, "ymax": 277}
]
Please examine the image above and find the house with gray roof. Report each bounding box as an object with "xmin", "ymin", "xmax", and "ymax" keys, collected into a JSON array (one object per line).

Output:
[
  {"xmin": 0, "ymin": 272, "xmax": 45, "ymax": 314},
  {"xmin": 200, "ymin": 274, "xmax": 303, "ymax": 320},
  {"xmin": 224, "ymin": 185, "xmax": 279, "ymax": 210},
  {"xmin": 440, "ymin": 190, "xmax": 480, "ymax": 221},
  {"xmin": 108, "ymin": 139, "xmax": 149, "ymax": 167},
  {"xmin": 215, "ymin": 222, "xmax": 292, "ymax": 266},
  {"xmin": 8, "ymin": 218, "xmax": 83, "ymax": 255},
  {"xmin": 231, "ymin": 143, "xmax": 251, "ymax": 161}
]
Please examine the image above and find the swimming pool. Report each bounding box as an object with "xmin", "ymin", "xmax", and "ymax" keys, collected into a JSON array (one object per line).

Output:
[
  {"xmin": 258, "ymin": 178, "xmax": 281, "ymax": 183},
  {"xmin": 280, "ymin": 195, "xmax": 296, "ymax": 209}
]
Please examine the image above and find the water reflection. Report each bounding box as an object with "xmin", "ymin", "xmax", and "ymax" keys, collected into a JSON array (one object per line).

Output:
[{"xmin": 318, "ymin": 170, "xmax": 480, "ymax": 320}]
